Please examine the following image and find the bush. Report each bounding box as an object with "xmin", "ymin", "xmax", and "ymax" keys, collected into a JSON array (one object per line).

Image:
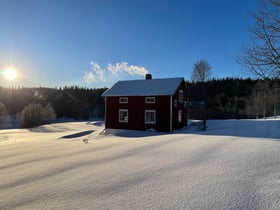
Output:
[
  {"xmin": 0, "ymin": 102, "xmax": 11, "ymax": 129},
  {"xmin": 19, "ymin": 103, "xmax": 56, "ymax": 128}
]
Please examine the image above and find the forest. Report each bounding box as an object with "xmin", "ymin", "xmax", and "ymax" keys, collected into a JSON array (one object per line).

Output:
[
  {"xmin": 0, "ymin": 86, "xmax": 106, "ymax": 128},
  {"xmin": 187, "ymin": 78, "xmax": 280, "ymax": 119},
  {"xmin": 0, "ymin": 77, "xmax": 280, "ymax": 128}
]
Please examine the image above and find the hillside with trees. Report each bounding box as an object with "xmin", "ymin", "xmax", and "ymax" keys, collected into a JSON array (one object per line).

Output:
[
  {"xmin": 0, "ymin": 86, "xmax": 106, "ymax": 128},
  {"xmin": 187, "ymin": 78, "xmax": 280, "ymax": 119}
]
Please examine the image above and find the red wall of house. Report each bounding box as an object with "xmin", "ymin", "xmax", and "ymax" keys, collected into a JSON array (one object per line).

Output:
[{"xmin": 105, "ymin": 96, "xmax": 171, "ymax": 132}]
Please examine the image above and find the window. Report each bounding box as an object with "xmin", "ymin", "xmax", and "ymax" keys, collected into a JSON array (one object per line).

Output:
[
  {"xmin": 178, "ymin": 110, "xmax": 182, "ymax": 123},
  {"xmin": 145, "ymin": 110, "xmax": 156, "ymax": 124},
  {"xmin": 178, "ymin": 90, "xmax": 184, "ymax": 103},
  {"xmin": 145, "ymin": 97, "xmax": 155, "ymax": 104},
  {"xmin": 174, "ymin": 99, "xmax": 178, "ymax": 107},
  {"xmin": 119, "ymin": 97, "xmax": 128, "ymax": 104},
  {"xmin": 184, "ymin": 101, "xmax": 187, "ymax": 108},
  {"xmin": 119, "ymin": 109, "xmax": 128, "ymax": 123}
]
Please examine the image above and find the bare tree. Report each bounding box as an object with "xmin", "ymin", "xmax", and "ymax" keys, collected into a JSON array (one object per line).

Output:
[
  {"xmin": 191, "ymin": 59, "xmax": 212, "ymax": 82},
  {"xmin": 237, "ymin": 0, "xmax": 280, "ymax": 79}
]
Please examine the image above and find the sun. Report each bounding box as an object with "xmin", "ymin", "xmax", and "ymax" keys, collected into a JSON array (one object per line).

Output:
[{"xmin": 4, "ymin": 68, "xmax": 17, "ymax": 80}]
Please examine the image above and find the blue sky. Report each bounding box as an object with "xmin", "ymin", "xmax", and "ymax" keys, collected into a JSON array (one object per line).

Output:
[{"xmin": 0, "ymin": 0, "xmax": 258, "ymax": 88}]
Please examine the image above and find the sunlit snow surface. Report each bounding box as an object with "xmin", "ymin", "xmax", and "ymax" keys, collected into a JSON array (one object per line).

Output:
[{"xmin": 1, "ymin": 120, "xmax": 280, "ymax": 209}]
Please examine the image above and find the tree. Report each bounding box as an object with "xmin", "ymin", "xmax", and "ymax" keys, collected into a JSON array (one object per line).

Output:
[
  {"xmin": 245, "ymin": 80, "xmax": 279, "ymax": 118},
  {"xmin": 19, "ymin": 103, "xmax": 56, "ymax": 128},
  {"xmin": 237, "ymin": 0, "xmax": 280, "ymax": 79},
  {"xmin": 0, "ymin": 102, "xmax": 11, "ymax": 129},
  {"xmin": 191, "ymin": 59, "xmax": 212, "ymax": 82},
  {"xmin": 42, "ymin": 103, "xmax": 56, "ymax": 122}
]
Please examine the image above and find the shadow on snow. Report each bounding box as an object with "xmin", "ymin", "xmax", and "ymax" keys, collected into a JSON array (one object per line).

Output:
[{"xmin": 61, "ymin": 130, "xmax": 95, "ymax": 139}]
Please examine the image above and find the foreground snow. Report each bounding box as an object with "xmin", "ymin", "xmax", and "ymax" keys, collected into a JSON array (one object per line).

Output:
[{"xmin": 0, "ymin": 120, "xmax": 279, "ymax": 209}]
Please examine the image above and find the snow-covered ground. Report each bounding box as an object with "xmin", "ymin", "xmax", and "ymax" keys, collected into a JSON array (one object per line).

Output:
[{"xmin": 0, "ymin": 119, "xmax": 279, "ymax": 209}]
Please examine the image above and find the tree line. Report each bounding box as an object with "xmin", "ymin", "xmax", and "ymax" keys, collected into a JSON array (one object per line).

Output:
[
  {"xmin": 0, "ymin": 86, "xmax": 106, "ymax": 128},
  {"xmin": 187, "ymin": 78, "xmax": 280, "ymax": 119}
]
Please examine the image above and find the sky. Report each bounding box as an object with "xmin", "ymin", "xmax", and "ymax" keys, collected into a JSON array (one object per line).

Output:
[{"xmin": 0, "ymin": 0, "xmax": 259, "ymax": 88}]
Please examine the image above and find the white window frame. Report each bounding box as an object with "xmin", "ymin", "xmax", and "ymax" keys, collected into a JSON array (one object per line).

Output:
[
  {"xmin": 174, "ymin": 99, "xmax": 178, "ymax": 107},
  {"xmin": 145, "ymin": 97, "xmax": 155, "ymax": 104},
  {"xmin": 178, "ymin": 90, "xmax": 184, "ymax": 103},
  {"xmin": 145, "ymin": 110, "xmax": 156, "ymax": 124},
  {"xmin": 178, "ymin": 110, "xmax": 182, "ymax": 123},
  {"xmin": 119, "ymin": 109, "xmax": 128, "ymax": 123},
  {"xmin": 119, "ymin": 97, "xmax": 128, "ymax": 104}
]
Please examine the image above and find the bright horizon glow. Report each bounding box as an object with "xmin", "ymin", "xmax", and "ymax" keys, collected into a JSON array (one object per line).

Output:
[{"xmin": 4, "ymin": 68, "xmax": 17, "ymax": 80}]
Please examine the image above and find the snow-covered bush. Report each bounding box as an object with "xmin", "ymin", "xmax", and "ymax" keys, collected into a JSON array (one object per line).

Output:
[{"xmin": 19, "ymin": 103, "xmax": 56, "ymax": 128}]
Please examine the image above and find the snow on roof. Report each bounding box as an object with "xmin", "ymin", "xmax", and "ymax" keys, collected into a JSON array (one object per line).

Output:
[{"xmin": 102, "ymin": 77, "xmax": 185, "ymax": 97}]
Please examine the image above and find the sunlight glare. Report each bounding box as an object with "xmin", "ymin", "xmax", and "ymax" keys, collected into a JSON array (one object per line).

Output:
[{"xmin": 4, "ymin": 68, "xmax": 17, "ymax": 80}]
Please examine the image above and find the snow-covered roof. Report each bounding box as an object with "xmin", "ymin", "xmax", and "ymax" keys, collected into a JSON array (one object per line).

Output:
[{"xmin": 102, "ymin": 77, "xmax": 185, "ymax": 97}]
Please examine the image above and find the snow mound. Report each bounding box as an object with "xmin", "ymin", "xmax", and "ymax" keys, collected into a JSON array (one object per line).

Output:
[
  {"xmin": 177, "ymin": 119, "xmax": 280, "ymax": 140},
  {"xmin": 205, "ymin": 119, "xmax": 280, "ymax": 140},
  {"xmin": 87, "ymin": 121, "xmax": 104, "ymax": 126}
]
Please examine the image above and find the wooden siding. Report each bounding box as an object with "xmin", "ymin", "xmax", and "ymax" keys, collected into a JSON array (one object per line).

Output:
[{"xmin": 105, "ymin": 96, "xmax": 171, "ymax": 132}]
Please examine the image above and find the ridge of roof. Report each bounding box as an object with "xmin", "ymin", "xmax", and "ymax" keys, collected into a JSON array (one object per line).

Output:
[{"xmin": 102, "ymin": 77, "xmax": 185, "ymax": 97}]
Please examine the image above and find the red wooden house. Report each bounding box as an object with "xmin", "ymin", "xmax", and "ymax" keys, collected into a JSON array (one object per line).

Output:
[{"xmin": 102, "ymin": 74, "xmax": 189, "ymax": 132}]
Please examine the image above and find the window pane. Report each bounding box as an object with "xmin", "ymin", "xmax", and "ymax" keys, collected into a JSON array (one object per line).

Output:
[
  {"xmin": 119, "ymin": 110, "xmax": 128, "ymax": 122},
  {"xmin": 145, "ymin": 110, "xmax": 156, "ymax": 124},
  {"xmin": 178, "ymin": 110, "xmax": 182, "ymax": 123},
  {"xmin": 179, "ymin": 90, "xmax": 183, "ymax": 103},
  {"xmin": 146, "ymin": 97, "xmax": 155, "ymax": 104},
  {"xmin": 119, "ymin": 97, "xmax": 128, "ymax": 104}
]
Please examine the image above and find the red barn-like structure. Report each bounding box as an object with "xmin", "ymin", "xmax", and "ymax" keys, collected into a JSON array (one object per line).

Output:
[{"xmin": 102, "ymin": 74, "xmax": 189, "ymax": 132}]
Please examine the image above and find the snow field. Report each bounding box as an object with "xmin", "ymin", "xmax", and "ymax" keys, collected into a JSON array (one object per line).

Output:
[{"xmin": 0, "ymin": 120, "xmax": 280, "ymax": 209}]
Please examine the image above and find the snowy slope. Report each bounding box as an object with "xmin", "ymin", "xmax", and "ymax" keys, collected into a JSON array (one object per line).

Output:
[{"xmin": 0, "ymin": 120, "xmax": 279, "ymax": 209}]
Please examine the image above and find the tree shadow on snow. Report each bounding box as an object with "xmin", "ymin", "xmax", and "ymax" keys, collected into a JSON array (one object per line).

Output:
[{"xmin": 176, "ymin": 119, "xmax": 280, "ymax": 140}]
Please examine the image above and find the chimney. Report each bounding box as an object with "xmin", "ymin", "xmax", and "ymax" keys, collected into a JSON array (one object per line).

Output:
[{"xmin": 145, "ymin": 73, "xmax": 152, "ymax": 80}]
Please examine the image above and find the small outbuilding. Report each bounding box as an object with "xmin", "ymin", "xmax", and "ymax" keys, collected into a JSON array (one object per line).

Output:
[{"xmin": 102, "ymin": 74, "xmax": 189, "ymax": 132}]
